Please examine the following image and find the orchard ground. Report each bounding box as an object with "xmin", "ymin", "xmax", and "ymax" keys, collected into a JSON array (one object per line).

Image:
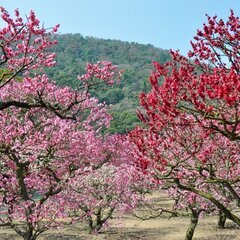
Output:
[{"xmin": 0, "ymin": 195, "xmax": 239, "ymax": 240}]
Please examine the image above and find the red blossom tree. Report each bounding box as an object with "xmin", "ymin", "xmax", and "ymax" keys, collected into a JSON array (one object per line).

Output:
[{"xmin": 129, "ymin": 10, "xmax": 240, "ymax": 238}]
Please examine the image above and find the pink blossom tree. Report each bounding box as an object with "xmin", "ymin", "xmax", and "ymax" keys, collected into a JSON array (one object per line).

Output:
[
  {"xmin": 0, "ymin": 107, "xmax": 112, "ymax": 239},
  {"xmin": 65, "ymin": 162, "xmax": 153, "ymax": 233},
  {"xmin": 0, "ymin": 7, "xmax": 58, "ymax": 86},
  {"xmin": 0, "ymin": 8, "xmax": 124, "ymax": 240},
  {"xmin": 62, "ymin": 135, "xmax": 155, "ymax": 234}
]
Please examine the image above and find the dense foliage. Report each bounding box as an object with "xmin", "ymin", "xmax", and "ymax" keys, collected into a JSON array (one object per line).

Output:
[{"xmin": 45, "ymin": 34, "xmax": 171, "ymax": 133}]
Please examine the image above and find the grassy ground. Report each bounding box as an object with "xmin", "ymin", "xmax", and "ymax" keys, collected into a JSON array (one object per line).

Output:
[
  {"xmin": 0, "ymin": 195, "xmax": 239, "ymax": 239},
  {"xmin": 0, "ymin": 215, "xmax": 239, "ymax": 240}
]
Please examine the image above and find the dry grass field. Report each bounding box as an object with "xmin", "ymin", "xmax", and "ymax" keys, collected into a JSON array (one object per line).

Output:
[
  {"xmin": 0, "ymin": 195, "xmax": 239, "ymax": 240},
  {"xmin": 0, "ymin": 214, "xmax": 239, "ymax": 240}
]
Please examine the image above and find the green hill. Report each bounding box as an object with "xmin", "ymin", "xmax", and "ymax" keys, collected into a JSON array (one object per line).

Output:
[{"xmin": 46, "ymin": 34, "xmax": 171, "ymax": 133}]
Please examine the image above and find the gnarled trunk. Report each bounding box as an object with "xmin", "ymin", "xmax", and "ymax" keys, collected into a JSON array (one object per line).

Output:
[
  {"xmin": 175, "ymin": 179, "xmax": 240, "ymax": 226},
  {"xmin": 88, "ymin": 207, "xmax": 114, "ymax": 234},
  {"xmin": 23, "ymin": 235, "xmax": 36, "ymax": 240},
  {"xmin": 22, "ymin": 231, "xmax": 37, "ymax": 240},
  {"xmin": 185, "ymin": 208, "xmax": 199, "ymax": 240},
  {"xmin": 218, "ymin": 210, "xmax": 227, "ymax": 229}
]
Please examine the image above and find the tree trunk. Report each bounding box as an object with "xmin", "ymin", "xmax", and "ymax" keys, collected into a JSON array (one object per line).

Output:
[
  {"xmin": 95, "ymin": 221, "xmax": 103, "ymax": 232},
  {"xmin": 95, "ymin": 208, "xmax": 103, "ymax": 232},
  {"xmin": 175, "ymin": 179, "xmax": 240, "ymax": 226},
  {"xmin": 185, "ymin": 208, "xmax": 199, "ymax": 240},
  {"xmin": 88, "ymin": 208, "xmax": 114, "ymax": 234},
  {"xmin": 23, "ymin": 232, "xmax": 36, "ymax": 240},
  {"xmin": 87, "ymin": 216, "xmax": 94, "ymax": 234},
  {"xmin": 218, "ymin": 210, "xmax": 227, "ymax": 229}
]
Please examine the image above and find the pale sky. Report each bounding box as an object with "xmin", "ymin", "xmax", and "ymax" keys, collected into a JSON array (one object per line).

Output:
[{"xmin": 0, "ymin": 0, "xmax": 239, "ymax": 56}]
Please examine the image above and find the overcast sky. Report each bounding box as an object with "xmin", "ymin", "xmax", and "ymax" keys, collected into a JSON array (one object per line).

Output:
[{"xmin": 0, "ymin": 0, "xmax": 239, "ymax": 56}]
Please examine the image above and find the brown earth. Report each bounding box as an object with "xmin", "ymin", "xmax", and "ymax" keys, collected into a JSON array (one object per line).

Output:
[
  {"xmin": 0, "ymin": 195, "xmax": 239, "ymax": 240},
  {"xmin": 0, "ymin": 215, "xmax": 239, "ymax": 240}
]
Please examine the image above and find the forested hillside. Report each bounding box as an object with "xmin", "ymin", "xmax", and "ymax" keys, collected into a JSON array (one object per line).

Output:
[{"xmin": 46, "ymin": 34, "xmax": 171, "ymax": 133}]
